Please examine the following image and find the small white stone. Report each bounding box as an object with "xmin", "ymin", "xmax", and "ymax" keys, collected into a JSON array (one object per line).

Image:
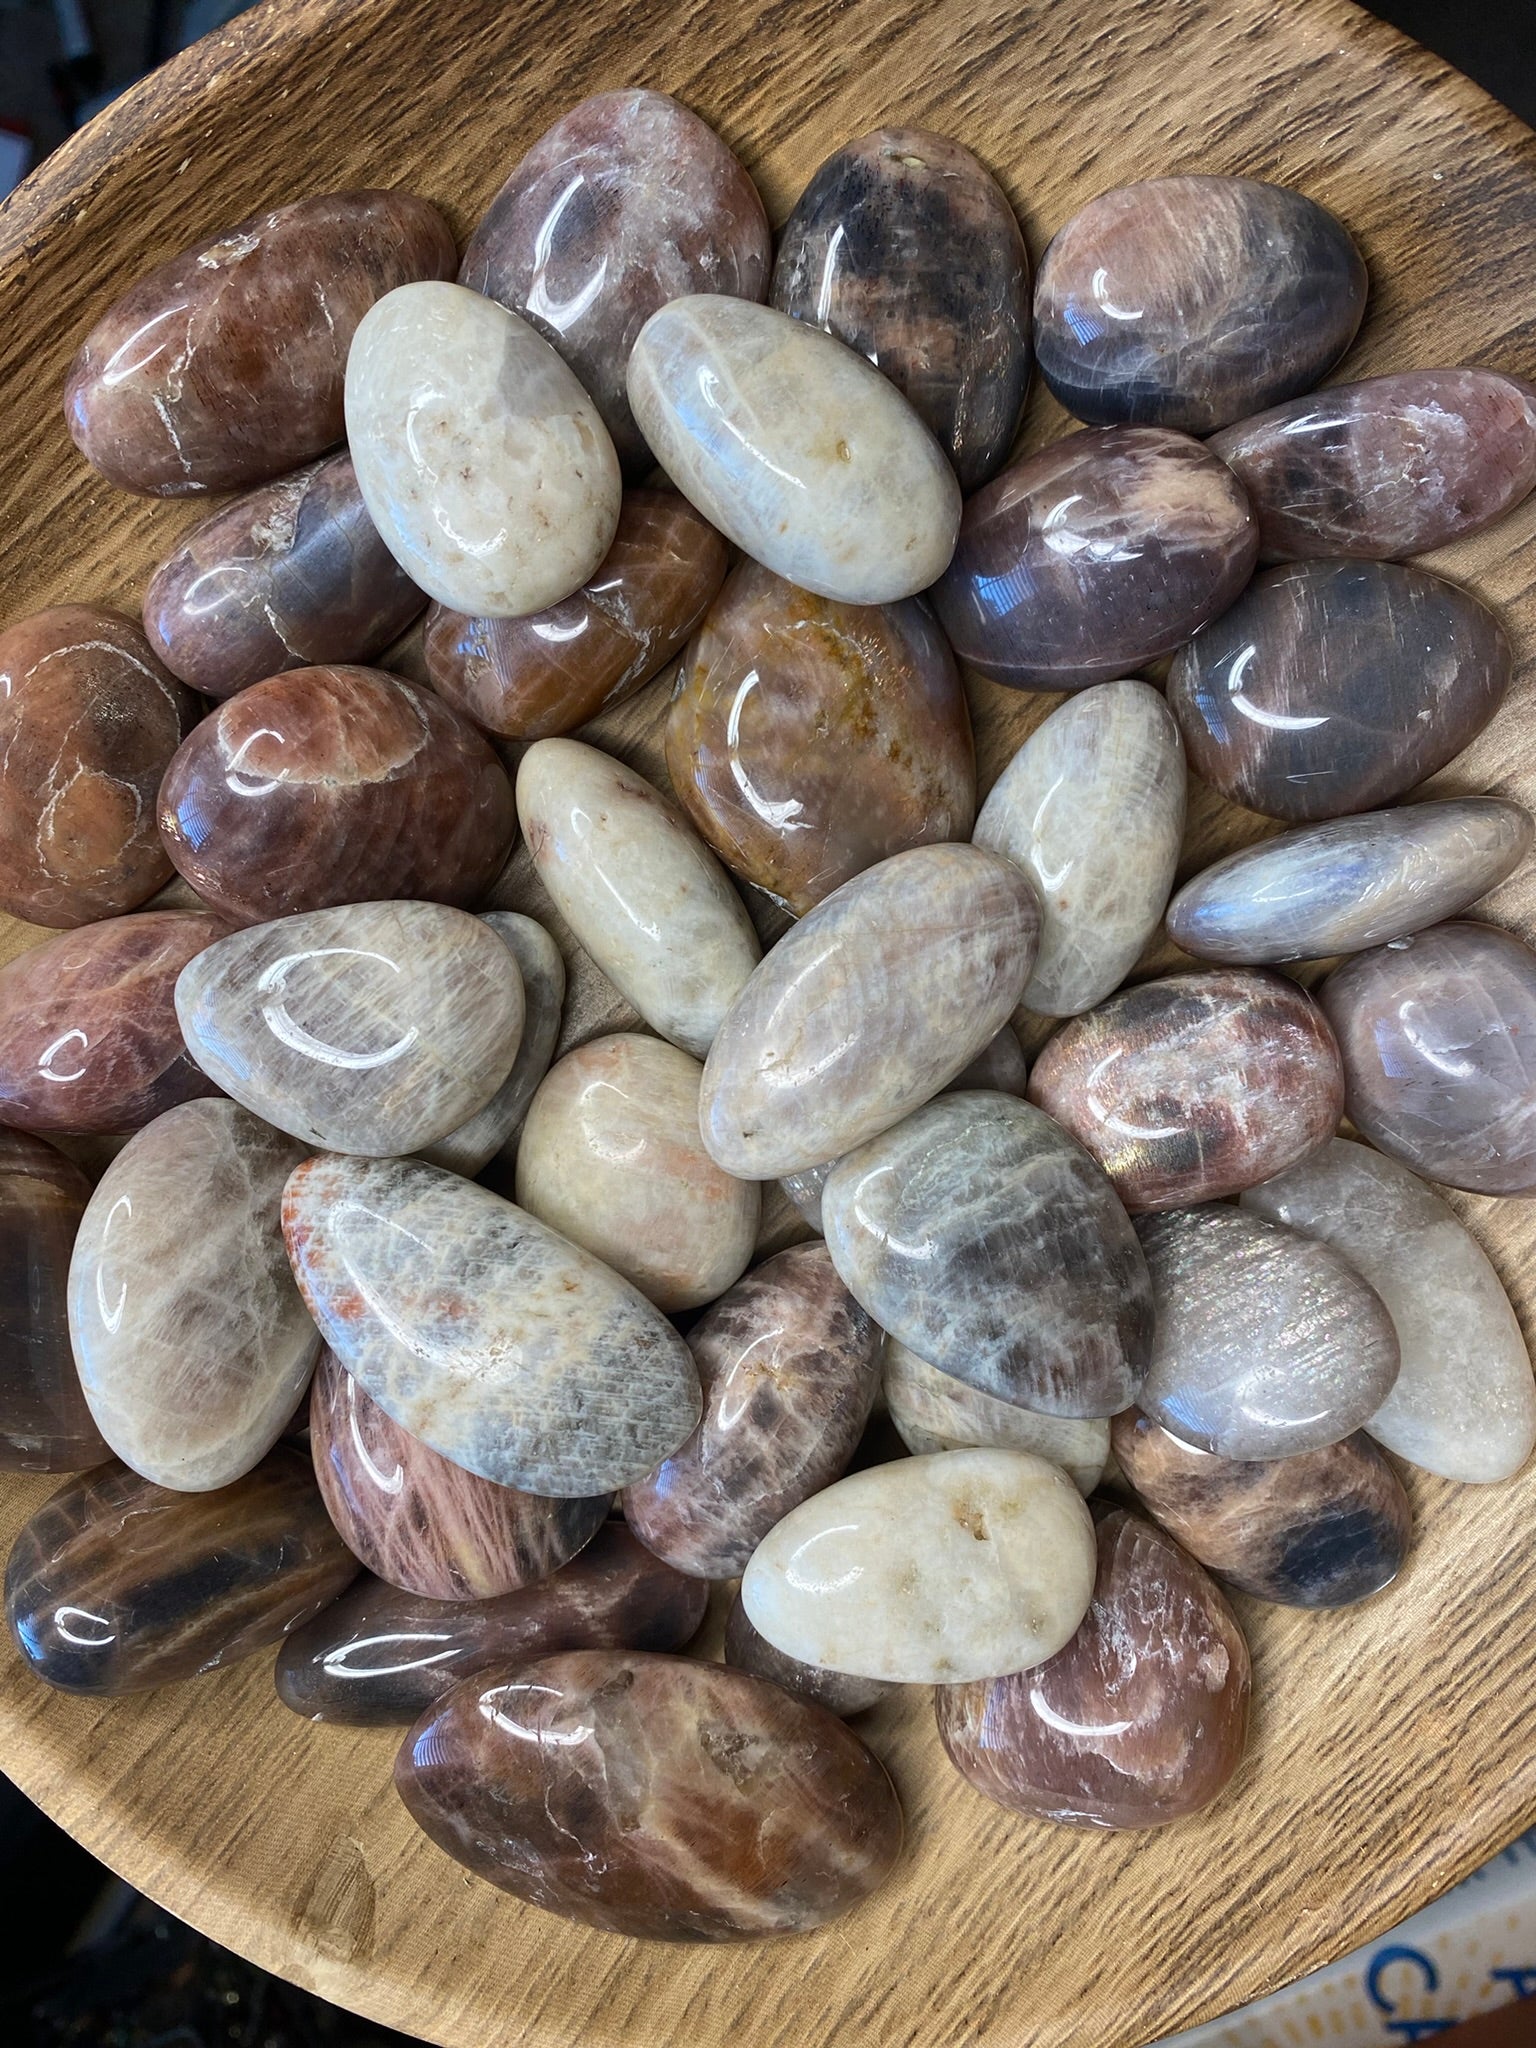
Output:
[{"xmin": 883, "ymin": 1338, "xmax": 1109, "ymax": 1493}]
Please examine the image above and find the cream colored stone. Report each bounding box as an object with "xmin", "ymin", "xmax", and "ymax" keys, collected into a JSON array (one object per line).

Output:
[
  {"xmin": 418, "ymin": 913, "xmax": 563, "ymax": 1176},
  {"xmin": 883, "ymin": 1338, "xmax": 1109, "ymax": 1493}
]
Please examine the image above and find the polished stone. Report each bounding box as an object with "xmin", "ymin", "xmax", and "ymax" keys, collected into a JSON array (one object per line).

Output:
[
  {"xmin": 823, "ymin": 1093, "xmax": 1151, "ymax": 1417},
  {"xmin": 395, "ymin": 1650, "xmax": 902, "ymax": 1939},
  {"xmin": 882, "ymin": 1339, "xmax": 1108, "ymax": 1492},
  {"xmin": 67, "ymin": 1098, "xmax": 318, "ymax": 1492},
  {"xmin": 741, "ymin": 1448, "xmax": 1096, "ymax": 1684},
  {"xmin": 771, "ymin": 126, "xmax": 1030, "ymax": 492},
  {"xmin": 1320, "ymin": 922, "xmax": 1536, "ymax": 1196},
  {"xmin": 665, "ymin": 560, "xmax": 975, "ymax": 913},
  {"xmin": 1136, "ymin": 1205, "xmax": 1400, "ymax": 1459},
  {"xmin": 1027, "ymin": 967, "xmax": 1344, "ymax": 1211},
  {"xmin": 1209, "ymin": 368, "xmax": 1536, "ymax": 561},
  {"xmin": 701, "ymin": 844, "xmax": 1039, "ymax": 1178},
  {"xmin": 723, "ymin": 1591, "xmax": 891, "ymax": 1718},
  {"xmin": 627, "ymin": 296, "xmax": 961, "ymax": 605},
  {"xmin": 275, "ymin": 1522, "xmax": 708, "ymax": 1725},
  {"xmin": 1033, "ymin": 175, "xmax": 1367, "ymax": 432},
  {"xmin": 65, "ymin": 191, "xmax": 455, "ymax": 496},
  {"xmin": 515, "ymin": 1033, "xmax": 758, "ymax": 1312},
  {"xmin": 5, "ymin": 1447, "xmax": 357, "ymax": 1693},
  {"xmin": 0, "ymin": 606, "xmax": 197, "ymax": 927},
  {"xmin": 283, "ymin": 1154, "xmax": 700, "ymax": 1495},
  {"xmin": 1168, "ymin": 560, "xmax": 1512, "ymax": 823},
  {"xmin": 309, "ymin": 1349, "xmax": 608, "ymax": 1599},
  {"xmin": 345, "ymin": 282, "xmax": 622, "ymax": 617},
  {"xmin": 517, "ymin": 738, "xmax": 759, "ymax": 1058},
  {"xmin": 175, "ymin": 901, "xmax": 522, "ymax": 1156},
  {"xmin": 1112, "ymin": 1409, "xmax": 1411, "ymax": 1608},
  {"xmin": 932, "ymin": 427, "xmax": 1257, "ymax": 691},
  {"xmin": 0, "ymin": 911, "xmax": 224, "ymax": 1135},
  {"xmin": 936, "ymin": 1507, "xmax": 1250, "ymax": 1829},
  {"xmin": 423, "ymin": 491, "xmax": 728, "ymax": 739},
  {"xmin": 461, "ymin": 89, "xmax": 771, "ymax": 477},
  {"xmin": 1167, "ymin": 799, "xmax": 1532, "ymax": 965},
  {"xmin": 779, "ymin": 1161, "xmax": 833, "ymax": 1235},
  {"xmin": 974, "ymin": 681, "xmax": 1185, "ymax": 1013},
  {"xmin": 0, "ymin": 1131, "xmax": 105, "ymax": 1472},
  {"xmin": 1243, "ymin": 1139, "xmax": 1535, "ymax": 1483},
  {"xmin": 623, "ymin": 1242, "xmax": 881, "ymax": 1577},
  {"xmin": 418, "ymin": 913, "xmax": 563, "ymax": 1176}
]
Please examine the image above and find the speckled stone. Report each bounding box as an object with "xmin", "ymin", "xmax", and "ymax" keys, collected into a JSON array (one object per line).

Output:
[
  {"xmin": 0, "ymin": 1132, "xmax": 106, "ymax": 1472},
  {"xmin": 882, "ymin": 1338, "xmax": 1107, "ymax": 1492},
  {"xmin": 723, "ymin": 1591, "xmax": 891, "ymax": 1718},
  {"xmin": 417, "ymin": 914, "xmax": 563, "ymax": 1176}
]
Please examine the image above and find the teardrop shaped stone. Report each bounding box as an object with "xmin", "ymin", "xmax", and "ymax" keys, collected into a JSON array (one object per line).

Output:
[
  {"xmin": 723, "ymin": 1591, "xmax": 891, "ymax": 1718},
  {"xmin": 883, "ymin": 1339, "xmax": 1108, "ymax": 1492},
  {"xmin": 0, "ymin": 1131, "xmax": 106, "ymax": 1472}
]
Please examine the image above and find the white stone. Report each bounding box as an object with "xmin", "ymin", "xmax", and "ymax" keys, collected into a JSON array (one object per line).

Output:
[{"xmin": 882, "ymin": 1338, "xmax": 1109, "ymax": 1493}]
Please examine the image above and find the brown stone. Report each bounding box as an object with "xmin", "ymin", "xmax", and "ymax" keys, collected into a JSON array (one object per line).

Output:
[{"xmin": 0, "ymin": 1130, "xmax": 106, "ymax": 1472}]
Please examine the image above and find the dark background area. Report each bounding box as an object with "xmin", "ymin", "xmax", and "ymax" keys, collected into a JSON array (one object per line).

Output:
[{"xmin": 0, "ymin": 1, "xmax": 1532, "ymax": 2044}]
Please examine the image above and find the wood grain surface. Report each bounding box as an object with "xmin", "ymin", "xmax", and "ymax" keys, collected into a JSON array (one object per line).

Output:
[{"xmin": 1, "ymin": 1, "xmax": 1535, "ymax": 2043}]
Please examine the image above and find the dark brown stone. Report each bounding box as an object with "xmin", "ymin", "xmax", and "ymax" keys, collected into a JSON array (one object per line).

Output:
[{"xmin": 0, "ymin": 1130, "xmax": 106, "ymax": 1472}]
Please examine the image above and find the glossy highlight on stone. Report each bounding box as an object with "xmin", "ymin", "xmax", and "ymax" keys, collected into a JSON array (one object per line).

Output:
[
  {"xmin": 175, "ymin": 902, "xmax": 522, "ymax": 1156},
  {"xmin": 0, "ymin": 1131, "xmax": 106, "ymax": 1472},
  {"xmin": 666, "ymin": 560, "xmax": 975, "ymax": 913},
  {"xmin": 65, "ymin": 190, "xmax": 455, "ymax": 496},
  {"xmin": 461, "ymin": 89, "xmax": 771, "ymax": 477},
  {"xmin": 1209, "ymin": 368, "xmax": 1536, "ymax": 561},
  {"xmin": 417, "ymin": 913, "xmax": 563, "ymax": 1176},
  {"xmin": 623, "ymin": 1242, "xmax": 881, "ymax": 1578},
  {"xmin": 882, "ymin": 1339, "xmax": 1108, "ymax": 1492},
  {"xmin": 628, "ymin": 296, "xmax": 961, "ymax": 605},
  {"xmin": 1112, "ymin": 1409, "xmax": 1411, "ymax": 1608},
  {"xmin": 0, "ymin": 606, "xmax": 198, "ymax": 927},
  {"xmin": 274, "ymin": 1522, "xmax": 708, "ymax": 1725},
  {"xmin": 1027, "ymin": 967, "xmax": 1343, "ymax": 1211},
  {"xmin": 1033, "ymin": 176, "xmax": 1367, "ymax": 433},
  {"xmin": 723, "ymin": 1591, "xmax": 891, "ymax": 1718},
  {"xmin": 1168, "ymin": 561, "xmax": 1513, "ymax": 823},
  {"xmin": 771, "ymin": 126, "xmax": 1030, "ymax": 492},
  {"xmin": 158, "ymin": 665, "xmax": 516, "ymax": 924},
  {"xmin": 5, "ymin": 1447, "xmax": 357, "ymax": 1693},
  {"xmin": 143, "ymin": 452, "xmax": 427, "ymax": 697},
  {"xmin": 283, "ymin": 1155, "xmax": 700, "ymax": 1495},
  {"xmin": 423, "ymin": 491, "xmax": 728, "ymax": 739},
  {"xmin": 936, "ymin": 1508, "xmax": 1250, "ymax": 1829},
  {"xmin": 932, "ymin": 427, "xmax": 1257, "ymax": 692},
  {"xmin": 396, "ymin": 1650, "xmax": 902, "ymax": 1939}
]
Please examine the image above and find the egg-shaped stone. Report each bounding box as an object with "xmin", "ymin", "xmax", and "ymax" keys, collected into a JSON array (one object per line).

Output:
[
  {"xmin": 0, "ymin": 1132, "xmax": 106, "ymax": 1473},
  {"xmin": 723, "ymin": 1592, "xmax": 891, "ymax": 1718},
  {"xmin": 883, "ymin": 1338, "xmax": 1108, "ymax": 1492},
  {"xmin": 417, "ymin": 913, "xmax": 563, "ymax": 1177},
  {"xmin": 346, "ymin": 281, "xmax": 622, "ymax": 618},
  {"xmin": 627, "ymin": 296, "xmax": 960, "ymax": 605}
]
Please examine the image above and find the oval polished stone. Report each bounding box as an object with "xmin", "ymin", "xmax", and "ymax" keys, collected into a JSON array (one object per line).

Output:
[
  {"xmin": 275, "ymin": 1523, "xmax": 707, "ymax": 1725},
  {"xmin": 423, "ymin": 491, "xmax": 728, "ymax": 739},
  {"xmin": 883, "ymin": 1339, "xmax": 1108, "ymax": 1493},
  {"xmin": 771, "ymin": 126, "xmax": 1030, "ymax": 493},
  {"xmin": 701, "ymin": 844, "xmax": 1040, "ymax": 1179},
  {"xmin": 5, "ymin": 1448, "xmax": 357, "ymax": 1693},
  {"xmin": 309, "ymin": 1350, "xmax": 608, "ymax": 1599},
  {"xmin": 0, "ymin": 606, "xmax": 198, "ymax": 927},
  {"xmin": 0, "ymin": 911, "xmax": 224, "ymax": 1136},
  {"xmin": 936, "ymin": 1508, "xmax": 1250, "ymax": 1830},
  {"xmin": 143, "ymin": 452, "xmax": 427, "ymax": 697},
  {"xmin": 824, "ymin": 1094, "xmax": 1151, "ymax": 1418},
  {"xmin": 515, "ymin": 1034, "xmax": 758, "ymax": 1313},
  {"xmin": 1112, "ymin": 1409, "xmax": 1411, "ymax": 1608},
  {"xmin": 975, "ymin": 681, "xmax": 1185, "ymax": 1014},
  {"xmin": 723, "ymin": 1591, "xmax": 891, "ymax": 1718},
  {"xmin": 0, "ymin": 1132, "xmax": 106, "ymax": 1472},
  {"xmin": 283, "ymin": 1155, "xmax": 700, "ymax": 1495},
  {"xmin": 932, "ymin": 428, "xmax": 1257, "ymax": 692},
  {"xmin": 418, "ymin": 913, "xmax": 563, "ymax": 1177},
  {"xmin": 1320, "ymin": 922, "xmax": 1536, "ymax": 1196},
  {"xmin": 665, "ymin": 560, "xmax": 975, "ymax": 914},
  {"xmin": 628, "ymin": 296, "xmax": 961, "ymax": 605},
  {"xmin": 1209, "ymin": 368, "xmax": 1536, "ymax": 561},
  {"xmin": 346, "ymin": 282, "xmax": 622, "ymax": 618},
  {"xmin": 742, "ymin": 1449, "xmax": 1096, "ymax": 1684},
  {"xmin": 158, "ymin": 665, "xmax": 516, "ymax": 924},
  {"xmin": 396, "ymin": 1650, "xmax": 902, "ymax": 1939},
  {"xmin": 1027, "ymin": 967, "xmax": 1344, "ymax": 1211},
  {"xmin": 1167, "ymin": 799, "xmax": 1533, "ymax": 965},
  {"xmin": 68, "ymin": 1099, "xmax": 318, "ymax": 1492},
  {"xmin": 623, "ymin": 1242, "xmax": 882, "ymax": 1577},
  {"xmin": 175, "ymin": 901, "xmax": 522, "ymax": 1156},
  {"xmin": 461, "ymin": 89, "xmax": 771, "ymax": 478},
  {"xmin": 517, "ymin": 738, "xmax": 759, "ymax": 1058},
  {"xmin": 1167, "ymin": 561, "xmax": 1513, "ymax": 823},
  {"xmin": 65, "ymin": 190, "xmax": 455, "ymax": 496},
  {"xmin": 1243, "ymin": 1140, "xmax": 1536, "ymax": 1483},
  {"xmin": 1136, "ymin": 1205, "xmax": 1400, "ymax": 1459},
  {"xmin": 1033, "ymin": 176, "xmax": 1367, "ymax": 433}
]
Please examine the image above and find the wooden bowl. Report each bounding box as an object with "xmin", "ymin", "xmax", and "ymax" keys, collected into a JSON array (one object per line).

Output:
[{"xmin": 3, "ymin": 1, "xmax": 1535, "ymax": 2042}]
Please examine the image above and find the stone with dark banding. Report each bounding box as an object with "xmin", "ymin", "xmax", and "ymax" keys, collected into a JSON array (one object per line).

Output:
[
  {"xmin": 882, "ymin": 1338, "xmax": 1107, "ymax": 1491},
  {"xmin": 417, "ymin": 913, "xmax": 563, "ymax": 1177},
  {"xmin": 0, "ymin": 1132, "xmax": 106, "ymax": 1472},
  {"xmin": 723, "ymin": 1591, "xmax": 891, "ymax": 1718}
]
